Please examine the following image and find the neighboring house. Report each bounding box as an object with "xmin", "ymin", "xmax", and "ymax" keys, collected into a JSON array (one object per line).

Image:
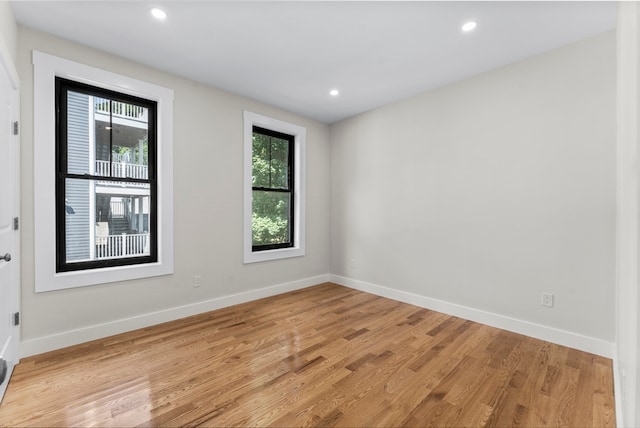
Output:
[{"xmin": 66, "ymin": 92, "xmax": 150, "ymax": 263}]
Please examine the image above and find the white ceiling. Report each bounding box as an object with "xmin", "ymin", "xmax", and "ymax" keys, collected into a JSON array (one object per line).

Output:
[{"xmin": 11, "ymin": 1, "xmax": 617, "ymax": 123}]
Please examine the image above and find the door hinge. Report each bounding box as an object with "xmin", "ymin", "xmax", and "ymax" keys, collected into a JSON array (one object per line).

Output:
[
  {"xmin": 13, "ymin": 312, "xmax": 19, "ymax": 326},
  {"xmin": 12, "ymin": 121, "xmax": 18, "ymax": 136},
  {"xmin": 13, "ymin": 217, "xmax": 18, "ymax": 231}
]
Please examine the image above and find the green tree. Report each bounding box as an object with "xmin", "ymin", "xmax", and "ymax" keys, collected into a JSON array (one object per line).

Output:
[{"xmin": 114, "ymin": 136, "xmax": 148, "ymax": 165}]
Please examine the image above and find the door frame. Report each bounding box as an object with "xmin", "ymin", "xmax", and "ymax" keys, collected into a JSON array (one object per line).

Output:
[{"xmin": 0, "ymin": 36, "xmax": 20, "ymax": 403}]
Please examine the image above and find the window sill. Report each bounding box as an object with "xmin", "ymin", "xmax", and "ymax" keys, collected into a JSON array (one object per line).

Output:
[
  {"xmin": 37, "ymin": 262, "xmax": 173, "ymax": 293},
  {"xmin": 243, "ymin": 246, "xmax": 305, "ymax": 264}
]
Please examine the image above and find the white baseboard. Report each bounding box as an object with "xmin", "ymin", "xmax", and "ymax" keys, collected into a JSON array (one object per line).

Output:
[
  {"xmin": 20, "ymin": 274, "xmax": 330, "ymax": 358},
  {"xmin": 21, "ymin": 273, "xmax": 615, "ymax": 360},
  {"xmin": 330, "ymin": 275, "xmax": 614, "ymax": 358}
]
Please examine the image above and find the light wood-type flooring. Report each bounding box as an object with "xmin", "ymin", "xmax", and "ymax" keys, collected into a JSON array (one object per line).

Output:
[{"xmin": 0, "ymin": 283, "xmax": 615, "ymax": 427}]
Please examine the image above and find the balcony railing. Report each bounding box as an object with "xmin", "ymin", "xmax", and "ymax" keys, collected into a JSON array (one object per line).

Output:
[
  {"xmin": 95, "ymin": 160, "xmax": 148, "ymax": 186},
  {"xmin": 95, "ymin": 97, "xmax": 147, "ymax": 121},
  {"xmin": 95, "ymin": 233, "xmax": 149, "ymax": 259},
  {"xmin": 111, "ymin": 162, "xmax": 147, "ymax": 179}
]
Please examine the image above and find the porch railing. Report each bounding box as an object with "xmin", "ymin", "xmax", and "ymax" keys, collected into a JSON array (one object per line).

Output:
[
  {"xmin": 94, "ymin": 97, "xmax": 147, "ymax": 121},
  {"xmin": 95, "ymin": 160, "xmax": 148, "ymax": 183},
  {"xmin": 95, "ymin": 233, "xmax": 149, "ymax": 259}
]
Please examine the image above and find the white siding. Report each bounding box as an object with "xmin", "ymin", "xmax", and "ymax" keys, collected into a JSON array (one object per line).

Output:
[{"xmin": 65, "ymin": 91, "xmax": 90, "ymax": 261}]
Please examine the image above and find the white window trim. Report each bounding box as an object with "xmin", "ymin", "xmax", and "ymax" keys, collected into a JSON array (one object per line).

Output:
[
  {"xmin": 33, "ymin": 51, "xmax": 174, "ymax": 292},
  {"xmin": 243, "ymin": 111, "xmax": 306, "ymax": 263}
]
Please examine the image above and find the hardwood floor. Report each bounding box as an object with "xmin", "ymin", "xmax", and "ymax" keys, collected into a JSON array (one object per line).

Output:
[{"xmin": 0, "ymin": 283, "xmax": 615, "ymax": 427}]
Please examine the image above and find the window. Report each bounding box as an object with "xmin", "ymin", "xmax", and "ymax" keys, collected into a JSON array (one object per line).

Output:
[
  {"xmin": 56, "ymin": 77, "xmax": 157, "ymax": 272},
  {"xmin": 244, "ymin": 111, "xmax": 306, "ymax": 263},
  {"xmin": 252, "ymin": 126, "xmax": 294, "ymax": 251},
  {"xmin": 34, "ymin": 51, "xmax": 174, "ymax": 292}
]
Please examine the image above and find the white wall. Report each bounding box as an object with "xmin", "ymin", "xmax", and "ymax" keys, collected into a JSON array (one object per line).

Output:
[
  {"xmin": 0, "ymin": 1, "xmax": 17, "ymax": 63},
  {"xmin": 330, "ymin": 32, "xmax": 616, "ymax": 349},
  {"xmin": 616, "ymin": 3, "xmax": 640, "ymax": 426},
  {"xmin": 17, "ymin": 26, "xmax": 331, "ymax": 354}
]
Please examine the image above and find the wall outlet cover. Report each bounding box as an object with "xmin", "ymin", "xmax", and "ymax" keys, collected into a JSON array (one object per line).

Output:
[{"xmin": 541, "ymin": 292, "xmax": 554, "ymax": 307}]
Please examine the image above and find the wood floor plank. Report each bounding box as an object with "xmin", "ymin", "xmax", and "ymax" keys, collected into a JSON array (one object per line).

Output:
[{"xmin": 0, "ymin": 283, "xmax": 615, "ymax": 427}]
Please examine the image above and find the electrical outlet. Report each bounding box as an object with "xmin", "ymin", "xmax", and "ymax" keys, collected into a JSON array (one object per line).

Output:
[
  {"xmin": 350, "ymin": 258, "xmax": 356, "ymax": 269},
  {"xmin": 541, "ymin": 292, "xmax": 554, "ymax": 307},
  {"xmin": 193, "ymin": 275, "xmax": 202, "ymax": 288}
]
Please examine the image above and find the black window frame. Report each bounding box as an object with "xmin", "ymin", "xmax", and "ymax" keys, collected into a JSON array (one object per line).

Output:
[
  {"xmin": 55, "ymin": 77, "xmax": 158, "ymax": 272},
  {"xmin": 251, "ymin": 126, "xmax": 295, "ymax": 252}
]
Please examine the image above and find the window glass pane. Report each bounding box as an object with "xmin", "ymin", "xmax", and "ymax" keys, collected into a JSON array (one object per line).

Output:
[
  {"xmin": 65, "ymin": 178, "xmax": 151, "ymax": 263},
  {"xmin": 252, "ymin": 133, "xmax": 270, "ymax": 188},
  {"xmin": 252, "ymin": 132, "xmax": 289, "ymax": 190},
  {"xmin": 65, "ymin": 177, "xmax": 91, "ymax": 261},
  {"xmin": 270, "ymin": 137, "xmax": 289, "ymax": 190},
  {"xmin": 252, "ymin": 190, "xmax": 291, "ymax": 247},
  {"xmin": 94, "ymin": 97, "xmax": 149, "ymax": 180}
]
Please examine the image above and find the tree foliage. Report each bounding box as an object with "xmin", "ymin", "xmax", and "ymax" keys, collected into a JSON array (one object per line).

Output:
[{"xmin": 114, "ymin": 135, "xmax": 148, "ymax": 165}]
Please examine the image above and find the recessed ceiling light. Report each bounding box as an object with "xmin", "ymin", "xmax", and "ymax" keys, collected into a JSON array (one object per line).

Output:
[
  {"xmin": 151, "ymin": 8, "xmax": 167, "ymax": 21},
  {"xmin": 462, "ymin": 21, "xmax": 477, "ymax": 33},
  {"xmin": 329, "ymin": 89, "xmax": 340, "ymax": 97}
]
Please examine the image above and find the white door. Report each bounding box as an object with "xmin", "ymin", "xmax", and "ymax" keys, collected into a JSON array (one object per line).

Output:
[{"xmin": 0, "ymin": 51, "xmax": 20, "ymax": 403}]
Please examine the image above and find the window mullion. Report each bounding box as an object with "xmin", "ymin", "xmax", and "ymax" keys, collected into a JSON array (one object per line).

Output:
[
  {"xmin": 109, "ymin": 100, "xmax": 113, "ymax": 178},
  {"xmin": 65, "ymin": 173, "xmax": 150, "ymax": 184},
  {"xmin": 268, "ymin": 136, "xmax": 273, "ymax": 189},
  {"xmin": 288, "ymin": 137, "xmax": 294, "ymax": 244},
  {"xmin": 252, "ymin": 186, "xmax": 290, "ymax": 193}
]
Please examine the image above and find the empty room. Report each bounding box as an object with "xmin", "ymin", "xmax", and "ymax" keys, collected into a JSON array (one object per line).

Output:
[{"xmin": 0, "ymin": 1, "xmax": 637, "ymax": 426}]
